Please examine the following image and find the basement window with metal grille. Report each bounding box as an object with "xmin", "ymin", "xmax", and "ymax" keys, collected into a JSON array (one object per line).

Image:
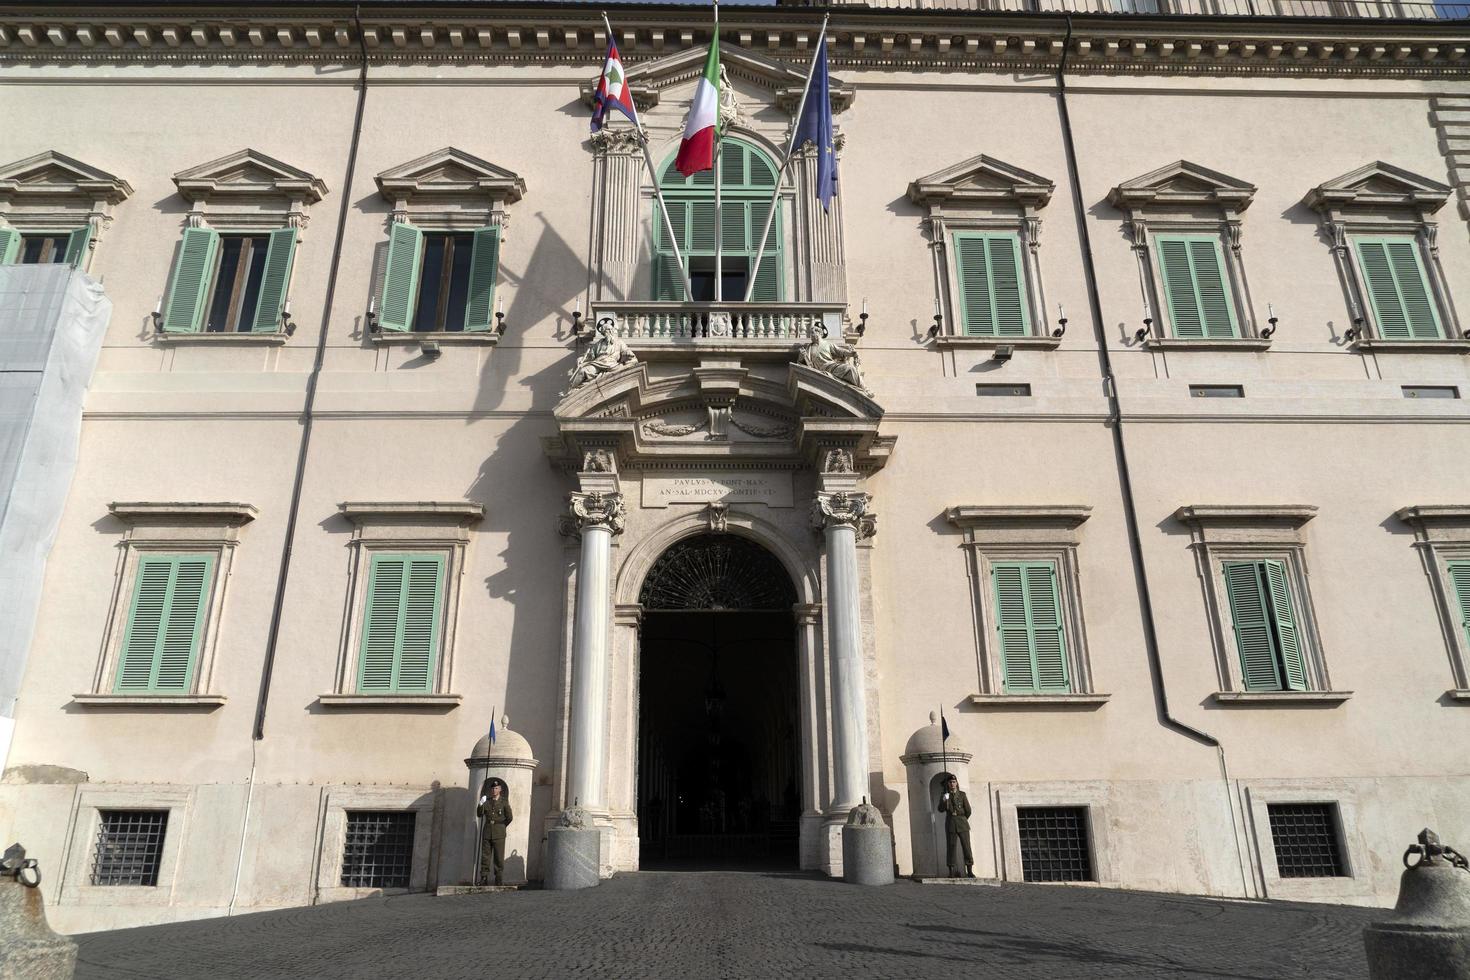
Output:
[
  {"xmin": 341, "ymin": 811, "xmax": 416, "ymax": 888},
  {"xmin": 1268, "ymin": 802, "xmax": 1348, "ymax": 878},
  {"xmin": 1017, "ymin": 806, "xmax": 1094, "ymax": 882},
  {"xmin": 90, "ymin": 810, "xmax": 168, "ymax": 886}
]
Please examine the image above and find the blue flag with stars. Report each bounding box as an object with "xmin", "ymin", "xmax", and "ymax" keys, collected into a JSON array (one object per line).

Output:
[{"xmin": 792, "ymin": 40, "xmax": 836, "ymax": 212}]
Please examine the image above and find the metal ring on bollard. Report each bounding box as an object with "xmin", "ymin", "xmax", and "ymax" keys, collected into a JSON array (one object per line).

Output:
[{"xmin": 17, "ymin": 863, "xmax": 40, "ymax": 888}]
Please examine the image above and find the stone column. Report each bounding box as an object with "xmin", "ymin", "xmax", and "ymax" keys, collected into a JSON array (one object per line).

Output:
[
  {"xmin": 811, "ymin": 489, "xmax": 875, "ymax": 811},
  {"xmin": 564, "ymin": 488, "xmax": 625, "ymax": 810}
]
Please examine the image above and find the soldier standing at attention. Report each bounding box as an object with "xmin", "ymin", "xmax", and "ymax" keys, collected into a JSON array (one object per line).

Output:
[
  {"xmin": 477, "ymin": 777, "xmax": 513, "ymax": 886},
  {"xmin": 938, "ymin": 773, "xmax": 974, "ymax": 878}
]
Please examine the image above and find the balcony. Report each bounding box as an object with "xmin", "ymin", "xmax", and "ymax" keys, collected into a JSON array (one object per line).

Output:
[{"xmin": 590, "ymin": 301, "xmax": 847, "ymax": 359}]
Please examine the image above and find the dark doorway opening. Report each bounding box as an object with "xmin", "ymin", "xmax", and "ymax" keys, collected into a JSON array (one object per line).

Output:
[{"xmin": 637, "ymin": 535, "xmax": 800, "ymax": 870}]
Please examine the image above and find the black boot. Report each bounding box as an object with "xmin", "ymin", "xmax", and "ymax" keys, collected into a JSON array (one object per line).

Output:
[{"xmin": 965, "ymin": 867, "xmax": 975, "ymax": 879}]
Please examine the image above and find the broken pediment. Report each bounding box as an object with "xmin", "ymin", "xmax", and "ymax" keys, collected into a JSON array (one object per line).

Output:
[
  {"xmin": 579, "ymin": 42, "xmax": 853, "ymax": 117},
  {"xmin": 172, "ymin": 148, "xmax": 327, "ymax": 204},
  {"xmin": 375, "ymin": 147, "xmax": 527, "ymax": 205},
  {"xmin": 544, "ymin": 360, "xmax": 890, "ymax": 473},
  {"xmin": 1107, "ymin": 160, "xmax": 1256, "ymax": 213},
  {"xmin": 907, "ymin": 154, "xmax": 1054, "ymax": 210},
  {"xmin": 0, "ymin": 150, "xmax": 132, "ymax": 204},
  {"xmin": 1307, "ymin": 161, "xmax": 1450, "ymax": 215}
]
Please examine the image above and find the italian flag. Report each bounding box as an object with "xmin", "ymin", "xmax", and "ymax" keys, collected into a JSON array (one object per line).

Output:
[{"xmin": 674, "ymin": 30, "xmax": 720, "ymax": 177}]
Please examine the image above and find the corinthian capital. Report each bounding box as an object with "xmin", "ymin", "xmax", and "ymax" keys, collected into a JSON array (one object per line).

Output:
[
  {"xmin": 564, "ymin": 490, "xmax": 626, "ymax": 536},
  {"xmin": 810, "ymin": 491, "xmax": 877, "ymax": 539}
]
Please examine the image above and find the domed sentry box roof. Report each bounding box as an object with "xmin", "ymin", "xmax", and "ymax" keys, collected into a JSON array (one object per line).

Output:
[
  {"xmin": 639, "ymin": 534, "xmax": 796, "ymax": 611},
  {"xmin": 900, "ymin": 712, "xmax": 970, "ymax": 765},
  {"xmin": 467, "ymin": 718, "xmax": 536, "ymax": 766}
]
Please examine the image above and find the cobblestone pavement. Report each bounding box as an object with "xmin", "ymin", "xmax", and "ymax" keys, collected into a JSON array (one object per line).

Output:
[{"xmin": 74, "ymin": 872, "xmax": 1378, "ymax": 980}]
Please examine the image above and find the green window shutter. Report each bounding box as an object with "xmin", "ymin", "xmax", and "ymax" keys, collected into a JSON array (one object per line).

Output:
[
  {"xmin": 1156, "ymin": 235, "xmax": 1238, "ymax": 339},
  {"xmin": 64, "ymin": 225, "xmax": 93, "ymax": 269},
  {"xmin": 0, "ymin": 228, "xmax": 18, "ymax": 264},
  {"xmin": 954, "ymin": 233, "xmax": 1028, "ymax": 337},
  {"xmin": 689, "ymin": 200, "xmax": 717, "ymax": 254},
  {"xmin": 654, "ymin": 200, "xmax": 689, "ymax": 301},
  {"xmin": 161, "ymin": 227, "xmax": 220, "ymax": 333},
  {"xmin": 992, "ymin": 561, "xmax": 1070, "ymax": 693},
  {"xmin": 1223, "ymin": 561, "xmax": 1283, "ymax": 691},
  {"xmin": 750, "ymin": 201, "xmax": 781, "ymax": 302},
  {"xmin": 1262, "ymin": 560, "xmax": 1307, "ymax": 691},
  {"xmin": 358, "ymin": 552, "xmax": 445, "ymax": 694},
  {"xmin": 378, "ymin": 222, "xmax": 424, "ymax": 332},
  {"xmin": 249, "ymin": 227, "xmax": 297, "ymax": 332},
  {"xmin": 115, "ymin": 554, "xmax": 214, "ymax": 693},
  {"xmin": 461, "ymin": 226, "xmax": 501, "ymax": 332},
  {"xmin": 1355, "ymin": 237, "xmax": 1443, "ymax": 340},
  {"xmin": 1449, "ymin": 563, "xmax": 1470, "ymax": 653}
]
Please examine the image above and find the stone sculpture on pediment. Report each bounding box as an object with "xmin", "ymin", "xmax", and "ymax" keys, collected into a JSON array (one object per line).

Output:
[
  {"xmin": 793, "ymin": 323, "xmax": 869, "ymax": 395},
  {"xmin": 568, "ymin": 317, "xmax": 638, "ymax": 390}
]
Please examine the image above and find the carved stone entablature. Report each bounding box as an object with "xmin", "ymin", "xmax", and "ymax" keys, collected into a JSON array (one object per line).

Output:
[
  {"xmin": 564, "ymin": 490, "xmax": 627, "ymax": 536},
  {"xmin": 375, "ymin": 147, "xmax": 526, "ymax": 227},
  {"xmin": 543, "ymin": 358, "xmax": 892, "ymax": 474},
  {"xmin": 578, "ymin": 42, "xmax": 854, "ymax": 116},
  {"xmin": 907, "ymin": 154, "xmax": 1054, "ymax": 215},
  {"xmin": 1107, "ymin": 160, "xmax": 1257, "ymax": 217},
  {"xmin": 811, "ymin": 490, "xmax": 877, "ymax": 540},
  {"xmin": 1306, "ymin": 160, "xmax": 1451, "ymax": 223},
  {"xmin": 172, "ymin": 149, "xmax": 327, "ymax": 230}
]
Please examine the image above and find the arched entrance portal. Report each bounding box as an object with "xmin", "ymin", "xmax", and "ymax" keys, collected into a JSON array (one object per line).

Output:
[{"xmin": 636, "ymin": 534, "xmax": 801, "ymax": 869}]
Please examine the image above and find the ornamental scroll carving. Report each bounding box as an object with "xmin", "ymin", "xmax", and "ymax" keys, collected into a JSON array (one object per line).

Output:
[
  {"xmin": 810, "ymin": 491, "xmax": 877, "ymax": 540},
  {"xmin": 564, "ymin": 490, "xmax": 626, "ymax": 536}
]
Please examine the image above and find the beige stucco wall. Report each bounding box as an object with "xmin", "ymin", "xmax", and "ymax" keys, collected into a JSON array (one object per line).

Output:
[{"xmin": 2, "ymin": 6, "xmax": 1469, "ymax": 931}]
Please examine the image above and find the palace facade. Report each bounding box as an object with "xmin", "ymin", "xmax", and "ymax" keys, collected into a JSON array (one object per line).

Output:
[{"xmin": 2, "ymin": 0, "xmax": 1470, "ymax": 933}]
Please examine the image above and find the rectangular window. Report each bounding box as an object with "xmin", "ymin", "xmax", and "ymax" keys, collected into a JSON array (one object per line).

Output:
[
  {"xmin": 1353, "ymin": 236, "xmax": 1443, "ymax": 340},
  {"xmin": 1268, "ymin": 803, "xmax": 1347, "ymax": 878},
  {"xmin": 1017, "ymin": 806, "xmax": 1093, "ymax": 882},
  {"xmin": 115, "ymin": 553, "xmax": 215, "ymax": 694},
  {"xmin": 992, "ymin": 561, "xmax": 1070, "ymax": 693},
  {"xmin": 953, "ymin": 232, "xmax": 1029, "ymax": 337},
  {"xmin": 377, "ymin": 224, "xmax": 499, "ymax": 332},
  {"xmin": 90, "ymin": 810, "xmax": 169, "ymax": 886},
  {"xmin": 654, "ymin": 200, "xmax": 780, "ymax": 302},
  {"xmin": 1402, "ymin": 385, "xmax": 1459, "ymax": 399},
  {"xmin": 975, "ymin": 383, "xmax": 1032, "ymax": 397},
  {"xmin": 358, "ymin": 552, "xmax": 446, "ymax": 694},
  {"xmin": 413, "ymin": 232, "xmax": 473, "ymax": 331},
  {"xmin": 1190, "ymin": 384, "xmax": 1244, "ymax": 398},
  {"xmin": 204, "ymin": 234, "xmax": 270, "ymax": 332},
  {"xmin": 1155, "ymin": 234, "xmax": 1238, "ymax": 339},
  {"xmin": 162, "ymin": 227, "xmax": 296, "ymax": 333},
  {"xmin": 1222, "ymin": 560, "xmax": 1308, "ymax": 692},
  {"xmin": 19, "ymin": 233, "xmax": 70, "ymax": 264},
  {"xmin": 341, "ymin": 811, "xmax": 416, "ymax": 888}
]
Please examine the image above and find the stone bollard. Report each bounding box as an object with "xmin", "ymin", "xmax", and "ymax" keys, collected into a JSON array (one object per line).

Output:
[
  {"xmin": 0, "ymin": 843, "xmax": 77, "ymax": 980},
  {"xmin": 543, "ymin": 806, "xmax": 600, "ymax": 891},
  {"xmin": 841, "ymin": 800, "xmax": 895, "ymax": 886},
  {"xmin": 1363, "ymin": 828, "xmax": 1470, "ymax": 980}
]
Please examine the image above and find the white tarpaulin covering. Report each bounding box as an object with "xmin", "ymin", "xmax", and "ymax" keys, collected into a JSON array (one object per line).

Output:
[{"xmin": 0, "ymin": 265, "xmax": 110, "ymax": 766}]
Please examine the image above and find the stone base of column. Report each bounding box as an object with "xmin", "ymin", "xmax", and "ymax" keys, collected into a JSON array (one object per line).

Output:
[
  {"xmin": 544, "ymin": 808, "xmax": 601, "ymax": 891},
  {"xmin": 841, "ymin": 803, "xmax": 895, "ymax": 886},
  {"xmin": 0, "ymin": 874, "xmax": 77, "ymax": 980}
]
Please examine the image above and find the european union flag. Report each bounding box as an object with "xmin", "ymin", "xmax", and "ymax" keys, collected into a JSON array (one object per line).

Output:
[{"xmin": 792, "ymin": 40, "xmax": 837, "ymax": 212}]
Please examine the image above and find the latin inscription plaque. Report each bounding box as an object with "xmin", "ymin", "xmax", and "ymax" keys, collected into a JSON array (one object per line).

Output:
[{"xmin": 642, "ymin": 472, "xmax": 794, "ymax": 508}]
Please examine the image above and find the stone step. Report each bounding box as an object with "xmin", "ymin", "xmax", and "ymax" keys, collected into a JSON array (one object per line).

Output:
[
  {"xmin": 435, "ymin": 884, "xmax": 522, "ymax": 896},
  {"xmin": 914, "ymin": 876, "xmax": 1002, "ymax": 886}
]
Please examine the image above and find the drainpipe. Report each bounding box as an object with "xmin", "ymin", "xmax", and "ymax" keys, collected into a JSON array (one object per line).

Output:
[
  {"xmin": 1054, "ymin": 17, "xmax": 1252, "ymax": 898},
  {"xmin": 228, "ymin": 4, "xmax": 372, "ymax": 915}
]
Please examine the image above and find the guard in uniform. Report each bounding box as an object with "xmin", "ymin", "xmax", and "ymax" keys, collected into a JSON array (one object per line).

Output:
[
  {"xmin": 477, "ymin": 777, "xmax": 513, "ymax": 885},
  {"xmin": 937, "ymin": 773, "xmax": 974, "ymax": 878}
]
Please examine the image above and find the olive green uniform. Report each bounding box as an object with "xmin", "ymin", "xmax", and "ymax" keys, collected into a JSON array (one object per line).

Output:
[
  {"xmin": 938, "ymin": 786, "xmax": 973, "ymax": 878},
  {"xmin": 477, "ymin": 780, "xmax": 513, "ymax": 885}
]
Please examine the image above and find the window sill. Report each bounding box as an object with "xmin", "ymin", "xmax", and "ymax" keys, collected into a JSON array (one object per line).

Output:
[
  {"xmin": 154, "ymin": 332, "xmax": 288, "ymax": 345},
  {"xmin": 70, "ymin": 693, "xmax": 227, "ymax": 708},
  {"xmin": 1144, "ymin": 338, "xmax": 1272, "ymax": 351},
  {"xmin": 933, "ymin": 336, "xmax": 1061, "ymax": 351},
  {"xmin": 1355, "ymin": 338, "xmax": 1470, "ymax": 353},
  {"xmin": 315, "ymin": 693, "xmax": 462, "ymax": 709},
  {"xmin": 967, "ymin": 693, "xmax": 1110, "ymax": 709},
  {"xmin": 370, "ymin": 331, "xmax": 500, "ymax": 346},
  {"xmin": 1211, "ymin": 690, "xmax": 1352, "ymax": 705},
  {"xmin": 1445, "ymin": 689, "xmax": 1470, "ymax": 703}
]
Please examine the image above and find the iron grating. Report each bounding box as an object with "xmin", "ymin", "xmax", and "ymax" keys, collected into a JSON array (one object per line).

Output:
[
  {"xmin": 1017, "ymin": 806, "xmax": 1094, "ymax": 883},
  {"xmin": 640, "ymin": 534, "xmax": 796, "ymax": 611},
  {"xmin": 341, "ymin": 811, "xmax": 416, "ymax": 888},
  {"xmin": 91, "ymin": 809, "xmax": 168, "ymax": 886},
  {"xmin": 1268, "ymin": 803, "xmax": 1347, "ymax": 878}
]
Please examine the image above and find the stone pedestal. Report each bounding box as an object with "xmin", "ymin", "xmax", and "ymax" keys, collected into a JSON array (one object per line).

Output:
[
  {"xmin": 0, "ymin": 855, "xmax": 76, "ymax": 980},
  {"xmin": 544, "ymin": 828, "xmax": 601, "ymax": 892},
  {"xmin": 841, "ymin": 803, "xmax": 894, "ymax": 886},
  {"xmin": 1364, "ymin": 831, "xmax": 1470, "ymax": 980}
]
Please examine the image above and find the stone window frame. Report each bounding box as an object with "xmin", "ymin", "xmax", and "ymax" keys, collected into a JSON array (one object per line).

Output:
[
  {"xmin": 1242, "ymin": 779, "xmax": 1375, "ymax": 902},
  {"xmin": 0, "ymin": 150, "xmax": 132, "ymax": 275},
  {"xmin": 1107, "ymin": 161, "xmax": 1266, "ymax": 349},
  {"xmin": 57, "ymin": 785, "xmax": 193, "ymax": 908},
  {"xmin": 1174, "ymin": 505, "xmax": 1349, "ymax": 705},
  {"xmin": 945, "ymin": 506, "xmax": 1108, "ymax": 708},
  {"xmin": 314, "ymin": 786, "xmax": 437, "ymax": 903},
  {"xmin": 74, "ymin": 502, "xmax": 257, "ymax": 708},
  {"xmin": 320, "ymin": 501, "xmax": 484, "ymax": 708},
  {"xmin": 161, "ymin": 149, "xmax": 327, "ymax": 344},
  {"xmin": 370, "ymin": 147, "xmax": 525, "ymax": 346},
  {"xmin": 1394, "ymin": 505, "xmax": 1470, "ymax": 701},
  {"xmin": 907, "ymin": 154, "xmax": 1058, "ymax": 350},
  {"xmin": 1308, "ymin": 161, "xmax": 1466, "ymax": 350},
  {"xmin": 994, "ymin": 782, "xmax": 1119, "ymax": 886}
]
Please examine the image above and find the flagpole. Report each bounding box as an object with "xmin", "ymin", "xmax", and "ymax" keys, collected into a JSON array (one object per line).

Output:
[
  {"xmin": 712, "ymin": 0, "xmax": 722, "ymax": 304},
  {"xmin": 475, "ymin": 707, "xmax": 494, "ymax": 885},
  {"xmin": 601, "ymin": 11, "xmax": 693, "ymax": 303},
  {"xmin": 743, "ymin": 13, "xmax": 829, "ymax": 303}
]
